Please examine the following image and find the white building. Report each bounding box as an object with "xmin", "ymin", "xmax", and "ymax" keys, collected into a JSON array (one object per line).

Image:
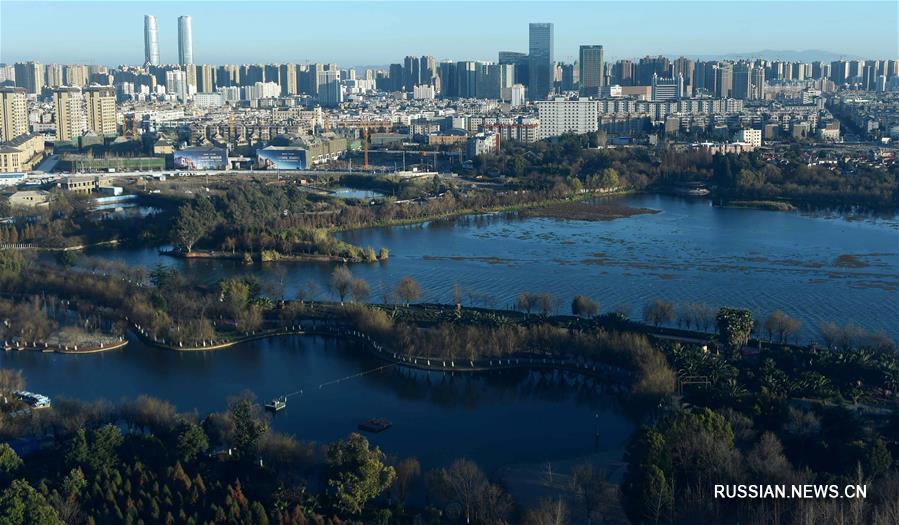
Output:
[
  {"xmin": 501, "ymin": 84, "xmax": 526, "ymax": 107},
  {"xmin": 194, "ymin": 93, "xmax": 224, "ymax": 108},
  {"xmin": 536, "ymin": 97, "xmax": 598, "ymax": 139},
  {"xmin": 413, "ymin": 84, "xmax": 436, "ymax": 100},
  {"xmin": 733, "ymin": 128, "xmax": 762, "ymax": 148},
  {"xmin": 165, "ymin": 70, "xmax": 188, "ymax": 102}
]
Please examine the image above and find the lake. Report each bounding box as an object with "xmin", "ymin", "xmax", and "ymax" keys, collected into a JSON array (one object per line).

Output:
[
  {"xmin": 81, "ymin": 194, "xmax": 899, "ymax": 342},
  {"xmin": 1, "ymin": 335, "xmax": 632, "ymax": 471}
]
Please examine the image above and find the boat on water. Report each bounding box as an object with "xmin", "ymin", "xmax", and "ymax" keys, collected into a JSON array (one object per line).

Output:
[
  {"xmin": 358, "ymin": 418, "xmax": 392, "ymax": 433},
  {"xmin": 264, "ymin": 397, "xmax": 287, "ymax": 412}
]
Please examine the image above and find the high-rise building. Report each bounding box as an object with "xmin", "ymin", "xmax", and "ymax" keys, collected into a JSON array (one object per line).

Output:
[
  {"xmin": 53, "ymin": 87, "xmax": 85, "ymax": 142},
  {"xmin": 613, "ymin": 60, "xmax": 635, "ymax": 86},
  {"xmin": 318, "ymin": 69, "xmax": 342, "ymax": 107},
  {"xmin": 64, "ymin": 65, "xmax": 89, "ymax": 87},
  {"xmin": 0, "ymin": 87, "xmax": 29, "ymax": 143},
  {"xmin": 144, "ymin": 15, "xmax": 161, "ymax": 66},
  {"xmin": 437, "ymin": 61, "xmax": 457, "ymax": 98},
  {"xmin": 636, "ymin": 56, "xmax": 671, "ymax": 85},
  {"xmin": 165, "ymin": 69, "xmax": 187, "ymax": 102},
  {"xmin": 672, "ymin": 57, "xmax": 695, "ymax": 96},
  {"xmin": 732, "ymin": 62, "xmax": 752, "ymax": 100},
  {"xmin": 651, "ymin": 73, "xmax": 683, "ymax": 101},
  {"xmin": 714, "ymin": 62, "xmax": 733, "ymax": 98},
  {"xmin": 499, "ymin": 51, "xmax": 529, "ymax": 87},
  {"xmin": 750, "ymin": 67, "xmax": 765, "ymax": 100},
  {"xmin": 84, "ymin": 86, "xmax": 117, "ymax": 137},
  {"xmin": 279, "ymin": 64, "xmax": 298, "ymax": 95},
  {"xmin": 403, "ymin": 55, "xmax": 420, "ymax": 90},
  {"xmin": 536, "ymin": 97, "xmax": 597, "ymax": 139},
  {"xmin": 199, "ymin": 64, "xmax": 216, "ymax": 93},
  {"xmin": 579, "ymin": 45, "xmax": 604, "ymax": 96},
  {"xmin": 14, "ymin": 62, "xmax": 44, "ymax": 95},
  {"xmin": 420, "ymin": 56, "xmax": 436, "ymax": 85},
  {"xmin": 178, "ymin": 16, "xmax": 193, "ymax": 65},
  {"xmin": 528, "ymin": 23, "xmax": 554, "ymax": 100},
  {"xmin": 45, "ymin": 64, "xmax": 64, "ymax": 88}
]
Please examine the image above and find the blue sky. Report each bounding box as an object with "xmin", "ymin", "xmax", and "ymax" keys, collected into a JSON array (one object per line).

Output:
[{"xmin": 1, "ymin": 1, "xmax": 896, "ymax": 66}]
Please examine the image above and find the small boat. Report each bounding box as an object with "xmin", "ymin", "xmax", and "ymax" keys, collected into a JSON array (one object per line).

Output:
[
  {"xmin": 358, "ymin": 418, "xmax": 392, "ymax": 433},
  {"xmin": 264, "ymin": 397, "xmax": 287, "ymax": 412}
]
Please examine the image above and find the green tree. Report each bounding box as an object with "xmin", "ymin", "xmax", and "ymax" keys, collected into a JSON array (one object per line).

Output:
[
  {"xmin": 87, "ymin": 424, "xmax": 123, "ymax": 472},
  {"xmin": 175, "ymin": 420, "xmax": 209, "ymax": 463},
  {"xmin": 229, "ymin": 399, "xmax": 267, "ymax": 457},
  {"xmin": 716, "ymin": 307, "xmax": 754, "ymax": 353},
  {"xmin": 0, "ymin": 479, "xmax": 64, "ymax": 525},
  {"xmin": 326, "ymin": 433, "xmax": 396, "ymax": 516},
  {"xmin": 0, "ymin": 444, "xmax": 22, "ymax": 484}
]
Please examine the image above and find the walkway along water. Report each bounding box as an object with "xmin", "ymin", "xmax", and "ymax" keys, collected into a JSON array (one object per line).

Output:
[{"xmin": 126, "ymin": 318, "xmax": 637, "ymax": 392}]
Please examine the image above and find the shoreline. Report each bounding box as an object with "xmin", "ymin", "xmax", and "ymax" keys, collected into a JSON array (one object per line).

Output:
[
  {"xmin": 126, "ymin": 321, "xmax": 636, "ymax": 388},
  {"xmin": 4, "ymin": 337, "xmax": 128, "ymax": 354}
]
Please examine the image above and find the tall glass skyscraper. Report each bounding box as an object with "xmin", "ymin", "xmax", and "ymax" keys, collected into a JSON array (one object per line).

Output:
[
  {"xmin": 178, "ymin": 15, "xmax": 193, "ymax": 65},
  {"xmin": 144, "ymin": 15, "xmax": 160, "ymax": 66},
  {"xmin": 579, "ymin": 45, "xmax": 604, "ymax": 96},
  {"xmin": 528, "ymin": 22, "xmax": 553, "ymax": 100}
]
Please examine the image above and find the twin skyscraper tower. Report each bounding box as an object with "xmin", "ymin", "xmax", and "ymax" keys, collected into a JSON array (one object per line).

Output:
[{"xmin": 143, "ymin": 15, "xmax": 192, "ymax": 66}]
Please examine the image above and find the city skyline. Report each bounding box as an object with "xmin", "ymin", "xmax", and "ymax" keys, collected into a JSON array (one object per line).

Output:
[{"xmin": 1, "ymin": 1, "xmax": 896, "ymax": 66}]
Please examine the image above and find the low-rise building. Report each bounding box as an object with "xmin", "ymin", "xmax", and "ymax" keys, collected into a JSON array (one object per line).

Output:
[
  {"xmin": 9, "ymin": 189, "xmax": 51, "ymax": 208},
  {"xmin": 0, "ymin": 134, "xmax": 45, "ymax": 173}
]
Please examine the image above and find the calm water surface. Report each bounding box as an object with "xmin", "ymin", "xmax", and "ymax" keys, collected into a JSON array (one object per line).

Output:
[
  {"xmin": 1, "ymin": 336, "xmax": 630, "ymax": 470},
  {"xmin": 83, "ymin": 194, "xmax": 899, "ymax": 341}
]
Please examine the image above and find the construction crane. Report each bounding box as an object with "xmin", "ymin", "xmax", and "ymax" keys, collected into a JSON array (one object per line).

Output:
[{"xmin": 338, "ymin": 119, "xmax": 393, "ymax": 170}]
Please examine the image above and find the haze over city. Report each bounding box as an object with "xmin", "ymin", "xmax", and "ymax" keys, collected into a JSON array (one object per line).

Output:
[{"xmin": 2, "ymin": 1, "xmax": 897, "ymax": 65}]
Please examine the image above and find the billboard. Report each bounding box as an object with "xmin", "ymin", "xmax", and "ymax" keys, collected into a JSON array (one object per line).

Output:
[
  {"xmin": 256, "ymin": 147, "xmax": 307, "ymax": 170},
  {"xmin": 174, "ymin": 147, "xmax": 228, "ymax": 170}
]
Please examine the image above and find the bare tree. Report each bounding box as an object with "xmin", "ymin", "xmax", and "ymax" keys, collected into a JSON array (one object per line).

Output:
[
  {"xmin": 523, "ymin": 497, "xmax": 569, "ymax": 525},
  {"xmin": 643, "ymin": 299, "xmax": 674, "ymax": 327},
  {"xmin": 330, "ymin": 266, "xmax": 354, "ymax": 304},
  {"xmin": 394, "ymin": 276, "xmax": 422, "ymax": 306}
]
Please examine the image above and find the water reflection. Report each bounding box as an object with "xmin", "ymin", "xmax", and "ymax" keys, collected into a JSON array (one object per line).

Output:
[{"xmin": 2, "ymin": 335, "xmax": 633, "ymax": 468}]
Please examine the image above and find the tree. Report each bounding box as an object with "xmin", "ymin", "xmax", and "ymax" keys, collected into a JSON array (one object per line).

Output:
[
  {"xmin": 172, "ymin": 197, "xmax": 218, "ymax": 253},
  {"xmin": 523, "ymin": 498, "xmax": 568, "ymax": 525},
  {"xmin": 643, "ymin": 299, "xmax": 674, "ymax": 327},
  {"xmin": 391, "ymin": 457, "xmax": 421, "ymax": 506},
  {"xmin": 598, "ymin": 167, "xmax": 619, "ymax": 189},
  {"xmin": 175, "ymin": 420, "xmax": 209, "ymax": 463},
  {"xmin": 717, "ymin": 307, "xmax": 754, "ymax": 353},
  {"xmin": 516, "ymin": 291, "xmax": 538, "ymax": 314},
  {"xmin": 638, "ymin": 465, "xmax": 672, "ymax": 525},
  {"xmin": 0, "ymin": 250, "xmax": 25, "ymax": 281},
  {"xmin": 326, "ymin": 433, "xmax": 396, "ymax": 516},
  {"xmin": 350, "ymin": 278, "xmax": 370, "ymax": 303},
  {"xmin": 229, "ymin": 399, "xmax": 267, "ymax": 458},
  {"xmin": 764, "ymin": 310, "xmax": 803, "ymax": 343},
  {"xmin": 0, "ymin": 444, "xmax": 22, "ymax": 484},
  {"xmin": 571, "ymin": 295, "xmax": 599, "ymax": 318},
  {"xmin": 394, "ymin": 277, "xmax": 422, "ymax": 305},
  {"xmin": 430, "ymin": 458, "xmax": 489, "ymax": 524},
  {"xmin": 0, "ymin": 479, "xmax": 64, "ymax": 525},
  {"xmin": 330, "ymin": 266, "xmax": 354, "ymax": 304}
]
